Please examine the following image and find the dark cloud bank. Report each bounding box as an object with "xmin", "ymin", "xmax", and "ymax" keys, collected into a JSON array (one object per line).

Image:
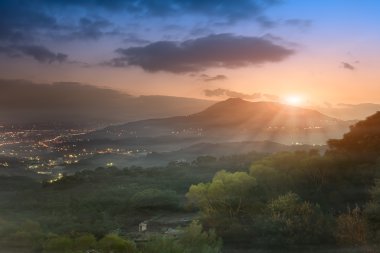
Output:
[
  {"xmin": 41, "ymin": 0, "xmax": 280, "ymax": 21},
  {"xmin": 16, "ymin": 45, "xmax": 67, "ymax": 63},
  {"xmin": 107, "ymin": 34, "xmax": 294, "ymax": 73},
  {"xmin": 0, "ymin": 0, "xmax": 287, "ymax": 66},
  {"xmin": 0, "ymin": 45, "xmax": 68, "ymax": 63},
  {"xmin": 0, "ymin": 0, "xmax": 279, "ymax": 44}
]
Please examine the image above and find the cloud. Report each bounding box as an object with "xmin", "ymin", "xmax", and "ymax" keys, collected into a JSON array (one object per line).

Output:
[
  {"xmin": 106, "ymin": 34, "xmax": 294, "ymax": 73},
  {"xmin": 0, "ymin": 0, "xmax": 282, "ymax": 64},
  {"xmin": 65, "ymin": 17, "xmax": 115, "ymax": 40},
  {"xmin": 284, "ymin": 19, "xmax": 312, "ymax": 30},
  {"xmin": 0, "ymin": 0, "xmax": 280, "ymax": 42},
  {"xmin": 341, "ymin": 62, "xmax": 355, "ymax": 71},
  {"xmin": 255, "ymin": 17, "xmax": 313, "ymax": 31},
  {"xmin": 261, "ymin": 33, "xmax": 299, "ymax": 47},
  {"xmin": 0, "ymin": 45, "xmax": 68, "ymax": 63},
  {"xmin": 123, "ymin": 33, "xmax": 151, "ymax": 45},
  {"xmin": 203, "ymin": 88, "xmax": 280, "ymax": 101},
  {"xmin": 204, "ymin": 89, "xmax": 262, "ymax": 100},
  {"xmin": 263, "ymin": 93, "xmax": 280, "ymax": 101},
  {"xmin": 14, "ymin": 45, "xmax": 68, "ymax": 63},
  {"xmin": 0, "ymin": 1, "xmax": 62, "ymax": 43},
  {"xmin": 200, "ymin": 74, "xmax": 228, "ymax": 82},
  {"xmin": 0, "ymin": 46, "xmax": 21, "ymax": 58},
  {"xmin": 0, "ymin": 1, "xmax": 118, "ymax": 43},
  {"xmin": 189, "ymin": 27, "xmax": 215, "ymax": 37},
  {"xmin": 0, "ymin": 0, "xmax": 282, "ymax": 46},
  {"xmin": 41, "ymin": 0, "xmax": 280, "ymax": 22},
  {"xmin": 256, "ymin": 16, "xmax": 278, "ymax": 28}
]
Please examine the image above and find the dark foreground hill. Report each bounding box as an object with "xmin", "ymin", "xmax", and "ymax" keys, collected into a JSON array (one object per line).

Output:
[{"xmin": 328, "ymin": 111, "xmax": 380, "ymax": 160}]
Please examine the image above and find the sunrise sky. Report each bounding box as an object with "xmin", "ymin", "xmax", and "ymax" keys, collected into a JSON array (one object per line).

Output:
[{"xmin": 1, "ymin": 0, "xmax": 380, "ymax": 105}]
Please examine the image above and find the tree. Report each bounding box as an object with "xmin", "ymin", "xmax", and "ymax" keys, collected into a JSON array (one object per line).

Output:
[
  {"xmin": 141, "ymin": 222, "xmax": 221, "ymax": 253},
  {"xmin": 43, "ymin": 236, "xmax": 74, "ymax": 253},
  {"xmin": 180, "ymin": 221, "xmax": 222, "ymax": 253},
  {"xmin": 3, "ymin": 220, "xmax": 44, "ymax": 250},
  {"xmin": 141, "ymin": 236, "xmax": 183, "ymax": 253},
  {"xmin": 187, "ymin": 170, "xmax": 258, "ymax": 220},
  {"xmin": 192, "ymin": 156, "xmax": 217, "ymax": 166},
  {"xmin": 335, "ymin": 207, "xmax": 367, "ymax": 246},
  {"xmin": 364, "ymin": 180, "xmax": 380, "ymax": 241},
  {"xmin": 73, "ymin": 233, "xmax": 97, "ymax": 252},
  {"xmin": 98, "ymin": 234, "xmax": 137, "ymax": 253},
  {"xmin": 263, "ymin": 193, "xmax": 330, "ymax": 245},
  {"xmin": 130, "ymin": 188, "xmax": 180, "ymax": 210}
]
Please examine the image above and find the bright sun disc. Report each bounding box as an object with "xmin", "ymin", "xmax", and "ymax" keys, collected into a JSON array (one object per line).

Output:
[{"xmin": 285, "ymin": 95, "xmax": 303, "ymax": 106}]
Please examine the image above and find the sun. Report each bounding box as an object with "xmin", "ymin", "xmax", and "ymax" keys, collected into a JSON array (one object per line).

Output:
[{"xmin": 284, "ymin": 95, "xmax": 304, "ymax": 106}]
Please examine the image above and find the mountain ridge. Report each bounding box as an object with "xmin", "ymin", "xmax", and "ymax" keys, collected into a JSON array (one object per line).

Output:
[{"xmin": 91, "ymin": 98, "xmax": 349, "ymax": 145}]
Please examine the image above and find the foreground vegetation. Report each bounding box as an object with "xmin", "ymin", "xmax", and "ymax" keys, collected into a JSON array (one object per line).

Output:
[{"xmin": 2, "ymin": 112, "xmax": 380, "ymax": 252}]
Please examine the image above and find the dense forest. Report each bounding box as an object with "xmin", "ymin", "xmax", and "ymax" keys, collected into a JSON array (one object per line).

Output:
[{"xmin": 2, "ymin": 112, "xmax": 380, "ymax": 252}]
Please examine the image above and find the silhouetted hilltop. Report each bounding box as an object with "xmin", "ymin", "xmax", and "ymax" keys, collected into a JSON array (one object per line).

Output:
[
  {"xmin": 189, "ymin": 98, "xmax": 336, "ymax": 127},
  {"xmin": 92, "ymin": 98, "xmax": 349, "ymax": 144}
]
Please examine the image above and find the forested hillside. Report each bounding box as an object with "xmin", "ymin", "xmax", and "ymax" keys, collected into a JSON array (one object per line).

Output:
[{"xmin": 2, "ymin": 113, "xmax": 380, "ymax": 252}]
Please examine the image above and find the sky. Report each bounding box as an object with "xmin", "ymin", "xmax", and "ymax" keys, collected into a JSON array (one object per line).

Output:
[{"xmin": 1, "ymin": 0, "xmax": 380, "ymax": 105}]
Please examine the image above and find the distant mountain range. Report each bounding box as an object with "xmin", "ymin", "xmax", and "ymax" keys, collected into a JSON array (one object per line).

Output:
[
  {"xmin": 0, "ymin": 79, "xmax": 213, "ymax": 127},
  {"xmin": 91, "ymin": 98, "xmax": 351, "ymax": 145},
  {"xmin": 1, "ymin": 79, "xmax": 379, "ymax": 129}
]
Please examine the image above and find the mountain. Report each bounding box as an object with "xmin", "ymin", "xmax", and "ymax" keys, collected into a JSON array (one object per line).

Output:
[
  {"xmin": 0, "ymin": 79, "xmax": 214, "ymax": 127},
  {"xmin": 189, "ymin": 98, "xmax": 335, "ymax": 127},
  {"xmin": 91, "ymin": 98, "xmax": 350, "ymax": 145}
]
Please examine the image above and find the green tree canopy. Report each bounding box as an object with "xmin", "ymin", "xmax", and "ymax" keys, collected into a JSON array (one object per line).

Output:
[
  {"xmin": 187, "ymin": 170, "xmax": 258, "ymax": 220},
  {"xmin": 73, "ymin": 233, "xmax": 97, "ymax": 251},
  {"xmin": 98, "ymin": 234, "xmax": 137, "ymax": 253},
  {"xmin": 43, "ymin": 236, "xmax": 74, "ymax": 253},
  {"xmin": 263, "ymin": 192, "xmax": 330, "ymax": 245},
  {"xmin": 130, "ymin": 188, "xmax": 180, "ymax": 210}
]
